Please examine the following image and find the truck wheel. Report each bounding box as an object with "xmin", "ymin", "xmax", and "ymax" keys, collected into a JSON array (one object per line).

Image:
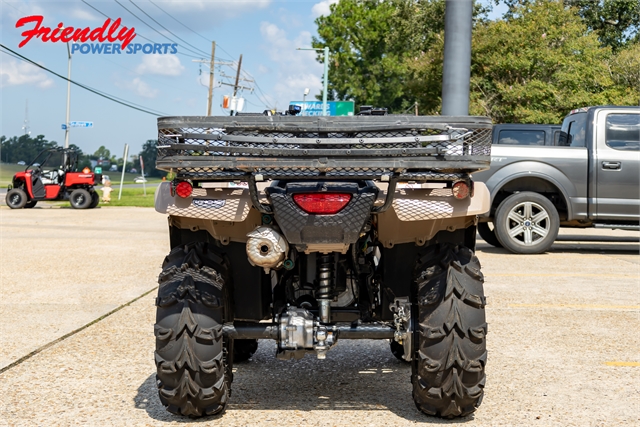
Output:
[
  {"xmin": 233, "ymin": 339, "xmax": 258, "ymax": 362},
  {"xmin": 494, "ymin": 192, "xmax": 559, "ymax": 254},
  {"xmin": 412, "ymin": 243, "xmax": 486, "ymax": 418},
  {"xmin": 24, "ymin": 200, "xmax": 37, "ymax": 208},
  {"xmin": 6, "ymin": 188, "xmax": 27, "ymax": 209},
  {"xmin": 477, "ymin": 222, "xmax": 502, "ymax": 248},
  {"xmin": 89, "ymin": 192, "xmax": 99, "ymax": 208},
  {"xmin": 154, "ymin": 242, "xmax": 232, "ymax": 417},
  {"xmin": 69, "ymin": 189, "xmax": 92, "ymax": 209}
]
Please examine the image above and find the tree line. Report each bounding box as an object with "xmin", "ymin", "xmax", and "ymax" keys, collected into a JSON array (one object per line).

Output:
[
  {"xmin": 0, "ymin": 134, "xmax": 164, "ymax": 177},
  {"xmin": 312, "ymin": 0, "xmax": 639, "ymax": 123}
]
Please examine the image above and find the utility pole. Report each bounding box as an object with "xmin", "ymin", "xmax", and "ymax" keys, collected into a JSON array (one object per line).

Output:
[
  {"xmin": 22, "ymin": 99, "xmax": 31, "ymax": 136},
  {"xmin": 415, "ymin": 102, "xmax": 419, "ymax": 116},
  {"xmin": 230, "ymin": 54, "xmax": 243, "ymax": 116},
  {"xmin": 441, "ymin": 0, "xmax": 472, "ymax": 116},
  {"xmin": 64, "ymin": 39, "xmax": 72, "ymax": 148},
  {"xmin": 207, "ymin": 41, "xmax": 216, "ymax": 116},
  {"xmin": 297, "ymin": 47, "xmax": 329, "ymax": 116}
]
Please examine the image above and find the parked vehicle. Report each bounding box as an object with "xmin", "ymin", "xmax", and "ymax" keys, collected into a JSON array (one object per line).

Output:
[
  {"xmin": 474, "ymin": 106, "xmax": 639, "ymax": 253},
  {"xmin": 152, "ymin": 112, "xmax": 492, "ymax": 418},
  {"xmin": 133, "ymin": 176, "xmax": 147, "ymax": 183},
  {"xmin": 492, "ymin": 123, "xmax": 561, "ymax": 146},
  {"xmin": 5, "ymin": 147, "xmax": 100, "ymax": 209}
]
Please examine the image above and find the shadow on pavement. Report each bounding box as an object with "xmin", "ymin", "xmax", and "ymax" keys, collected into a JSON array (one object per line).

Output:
[{"xmin": 134, "ymin": 340, "xmax": 476, "ymax": 424}]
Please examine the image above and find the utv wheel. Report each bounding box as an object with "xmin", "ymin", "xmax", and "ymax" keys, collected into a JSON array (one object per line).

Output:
[
  {"xmin": 494, "ymin": 192, "xmax": 559, "ymax": 254},
  {"xmin": 477, "ymin": 222, "xmax": 502, "ymax": 248},
  {"xmin": 412, "ymin": 243, "xmax": 487, "ymax": 418},
  {"xmin": 89, "ymin": 192, "xmax": 99, "ymax": 208},
  {"xmin": 69, "ymin": 189, "xmax": 92, "ymax": 209},
  {"xmin": 155, "ymin": 242, "xmax": 232, "ymax": 417},
  {"xmin": 24, "ymin": 200, "xmax": 37, "ymax": 208},
  {"xmin": 6, "ymin": 188, "xmax": 27, "ymax": 209},
  {"xmin": 233, "ymin": 339, "xmax": 258, "ymax": 363}
]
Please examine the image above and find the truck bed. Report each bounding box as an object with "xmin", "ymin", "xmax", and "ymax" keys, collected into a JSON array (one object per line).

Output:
[{"xmin": 156, "ymin": 115, "xmax": 492, "ymax": 182}]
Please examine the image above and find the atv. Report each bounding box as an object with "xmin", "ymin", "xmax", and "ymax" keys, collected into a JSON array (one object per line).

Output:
[
  {"xmin": 6, "ymin": 147, "xmax": 100, "ymax": 209},
  {"xmin": 152, "ymin": 110, "xmax": 491, "ymax": 418}
]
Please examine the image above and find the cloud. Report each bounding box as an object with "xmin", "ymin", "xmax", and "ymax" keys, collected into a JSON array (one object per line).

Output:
[
  {"xmin": 0, "ymin": 59, "xmax": 53, "ymax": 88},
  {"xmin": 119, "ymin": 77, "xmax": 158, "ymax": 98},
  {"xmin": 70, "ymin": 8, "xmax": 100, "ymax": 22},
  {"xmin": 258, "ymin": 22, "xmax": 324, "ymax": 107},
  {"xmin": 311, "ymin": 0, "xmax": 338, "ymax": 18},
  {"xmin": 136, "ymin": 55, "xmax": 184, "ymax": 76}
]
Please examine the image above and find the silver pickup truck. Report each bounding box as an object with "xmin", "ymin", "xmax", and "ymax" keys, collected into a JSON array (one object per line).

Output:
[{"xmin": 474, "ymin": 106, "xmax": 639, "ymax": 254}]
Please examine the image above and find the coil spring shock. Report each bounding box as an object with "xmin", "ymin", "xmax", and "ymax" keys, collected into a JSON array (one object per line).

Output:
[{"xmin": 316, "ymin": 254, "xmax": 334, "ymax": 323}]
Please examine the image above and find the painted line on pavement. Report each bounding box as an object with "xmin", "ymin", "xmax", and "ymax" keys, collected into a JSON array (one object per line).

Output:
[
  {"xmin": 490, "ymin": 273, "xmax": 636, "ymax": 278},
  {"xmin": 604, "ymin": 361, "xmax": 640, "ymax": 367}
]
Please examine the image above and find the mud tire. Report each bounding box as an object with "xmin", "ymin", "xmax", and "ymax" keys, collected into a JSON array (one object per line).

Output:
[
  {"xmin": 412, "ymin": 243, "xmax": 487, "ymax": 418},
  {"xmin": 154, "ymin": 242, "xmax": 233, "ymax": 417}
]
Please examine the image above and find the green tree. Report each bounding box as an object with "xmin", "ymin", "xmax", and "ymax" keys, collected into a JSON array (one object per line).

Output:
[
  {"xmin": 312, "ymin": 0, "xmax": 405, "ymax": 111},
  {"xmin": 92, "ymin": 145, "xmax": 111, "ymax": 160},
  {"xmin": 407, "ymin": 0, "xmax": 637, "ymax": 123},
  {"xmin": 138, "ymin": 140, "xmax": 163, "ymax": 178},
  {"xmin": 498, "ymin": 0, "xmax": 639, "ymax": 51},
  {"xmin": 0, "ymin": 134, "xmax": 57, "ymax": 164}
]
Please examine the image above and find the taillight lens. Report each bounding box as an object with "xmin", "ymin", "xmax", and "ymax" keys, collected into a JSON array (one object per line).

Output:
[
  {"xmin": 175, "ymin": 181, "xmax": 193, "ymax": 198},
  {"xmin": 452, "ymin": 181, "xmax": 470, "ymax": 199},
  {"xmin": 293, "ymin": 193, "xmax": 352, "ymax": 214}
]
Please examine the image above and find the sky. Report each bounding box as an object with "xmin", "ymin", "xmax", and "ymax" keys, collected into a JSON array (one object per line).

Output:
[{"xmin": 1, "ymin": 0, "xmax": 505, "ymax": 158}]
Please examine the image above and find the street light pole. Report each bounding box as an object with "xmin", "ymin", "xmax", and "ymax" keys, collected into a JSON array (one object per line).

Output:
[
  {"xmin": 64, "ymin": 39, "xmax": 72, "ymax": 148},
  {"xmin": 297, "ymin": 47, "xmax": 330, "ymax": 116}
]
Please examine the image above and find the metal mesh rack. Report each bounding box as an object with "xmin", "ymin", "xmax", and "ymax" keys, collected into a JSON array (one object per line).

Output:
[{"xmin": 156, "ymin": 115, "xmax": 491, "ymax": 181}]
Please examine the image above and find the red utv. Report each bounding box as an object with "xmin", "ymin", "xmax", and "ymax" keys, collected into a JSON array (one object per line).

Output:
[{"xmin": 5, "ymin": 147, "xmax": 100, "ymax": 209}]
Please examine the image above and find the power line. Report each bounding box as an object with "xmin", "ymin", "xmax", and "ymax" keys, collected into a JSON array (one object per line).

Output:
[
  {"xmin": 146, "ymin": 0, "xmax": 235, "ymax": 61},
  {"xmin": 128, "ymin": 0, "xmax": 212, "ymax": 58},
  {"xmin": 80, "ymin": 0, "xmax": 205, "ymax": 60},
  {"xmin": 0, "ymin": 44, "xmax": 167, "ymax": 116},
  {"xmin": 112, "ymin": 0, "xmax": 210, "ymax": 59}
]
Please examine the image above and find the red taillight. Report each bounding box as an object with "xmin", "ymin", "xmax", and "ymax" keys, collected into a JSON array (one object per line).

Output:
[
  {"xmin": 293, "ymin": 193, "xmax": 352, "ymax": 214},
  {"xmin": 175, "ymin": 181, "xmax": 193, "ymax": 198},
  {"xmin": 452, "ymin": 181, "xmax": 470, "ymax": 199}
]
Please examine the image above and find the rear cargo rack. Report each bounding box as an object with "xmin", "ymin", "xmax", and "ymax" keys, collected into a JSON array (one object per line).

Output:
[{"xmin": 156, "ymin": 115, "xmax": 491, "ymax": 182}]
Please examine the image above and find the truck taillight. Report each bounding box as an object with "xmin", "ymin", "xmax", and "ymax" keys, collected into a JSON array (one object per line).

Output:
[
  {"xmin": 293, "ymin": 193, "xmax": 352, "ymax": 214},
  {"xmin": 452, "ymin": 181, "xmax": 470, "ymax": 199},
  {"xmin": 175, "ymin": 181, "xmax": 193, "ymax": 198}
]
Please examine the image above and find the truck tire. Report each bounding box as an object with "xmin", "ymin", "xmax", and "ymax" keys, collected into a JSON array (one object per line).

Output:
[
  {"xmin": 477, "ymin": 222, "xmax": 502, "ymax": 248},
  {"xmin": 6, "ymin": 188, "xmax": 28, "ymax": 209},
  {"xmin": 154, "ymin": 242, "xmax": 233, "ymax": 417},
  {"xmin": 412, "ymin": 243, "xmax": 487, "ymax": 418},
  {"xmin": 69, "ymin": 189, "xmax": 91, "ymax": 209},
  {"xmin": 233, "ymin": 339, "xmax": 259, "ymax": 362},
  {"xmin": 494, "ymin": 192, "xmax": 559, "ymax": 254}
]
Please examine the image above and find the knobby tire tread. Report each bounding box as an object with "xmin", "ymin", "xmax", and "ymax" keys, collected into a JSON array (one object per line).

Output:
[
  {"xmin": 154, "ymin": 242, "xmax": 233, "ymax": 417},
  {"xmin": 412, "ymin": 243, "xmax": 487, "ymax": 418}
]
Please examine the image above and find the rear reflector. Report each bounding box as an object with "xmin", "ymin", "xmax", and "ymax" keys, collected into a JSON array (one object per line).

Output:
[
  {"xmin": 175, "ymin": 181, "xmax": 193, "ymax": 198},
  {"xmin": 452, "ymin": 181, "xmax": 470, "ymax": 199},
  {"xmin": 293, "ymin": 193, "xmax": 352, "ymax": 214}
]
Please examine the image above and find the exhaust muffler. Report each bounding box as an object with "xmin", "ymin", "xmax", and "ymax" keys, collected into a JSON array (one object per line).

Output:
[{"xmin": 246, "ymin": 226, "xmax": 289, "ymax": 273}]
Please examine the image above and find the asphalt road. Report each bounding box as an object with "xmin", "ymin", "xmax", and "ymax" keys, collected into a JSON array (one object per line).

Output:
[{"xmin": 0, "ymin": 207, "xmax": 638, "ymax": 426}]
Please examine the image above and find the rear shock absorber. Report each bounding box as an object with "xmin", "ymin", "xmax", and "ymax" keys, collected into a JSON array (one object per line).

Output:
[{"xmin": 316, "ymin": 254, "xmax": 334, "ymax": 324}]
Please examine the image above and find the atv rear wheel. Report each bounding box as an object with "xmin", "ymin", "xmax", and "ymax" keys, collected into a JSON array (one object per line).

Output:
[
  {"xmin": 412, "ymin": 243, "xmax": 487, "ymax": 418},
  {"xmin": 154, "ymin": 242, "xmax": 232, "ymax": 417},
  {"xmin": 69, "ymin": 188, "xmax": 91, "ymax": 209}
]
